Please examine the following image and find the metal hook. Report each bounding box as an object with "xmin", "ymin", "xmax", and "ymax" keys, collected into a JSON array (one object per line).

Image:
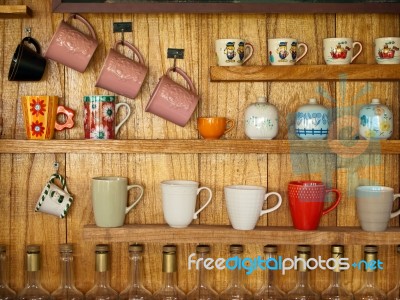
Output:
[
  {"xmin": 53, "ymin": 162, "xmax": 59, "ymax": 175},
  {"xmin": 173, "ymin": 55, "xmax": 177, "ymax": 72},
  {"xmin": 25, "ymin": 27, "xmax": 32, "ymax": 38}
]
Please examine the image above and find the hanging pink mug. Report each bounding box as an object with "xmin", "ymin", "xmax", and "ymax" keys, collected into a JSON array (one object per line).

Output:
[
  {"xmin": 145, "ymin": 67, "xmax": 199, "ymax": 127},
  {"xmin": 45, "ymin": 14, "xmax": 99, "ymax": 73},
  {"xmin": 95, "ymin": 40, "xmax": 148, "ymax": 99}
]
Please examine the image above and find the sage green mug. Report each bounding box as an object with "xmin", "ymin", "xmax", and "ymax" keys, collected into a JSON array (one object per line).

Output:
[{"xmin": 92, "ymin": 176, "xmax": 144, "ymax": 227}]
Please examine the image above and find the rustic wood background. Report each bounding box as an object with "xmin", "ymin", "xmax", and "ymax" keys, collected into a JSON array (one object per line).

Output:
[{"xmin": 0, "ymin": 0, "xmax": 399, "ymax": 295}]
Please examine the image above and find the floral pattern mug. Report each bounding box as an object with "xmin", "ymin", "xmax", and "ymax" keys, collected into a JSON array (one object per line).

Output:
[{"xmin": 84, "ymin": 95, "xmax": 131, "ymax": 139}]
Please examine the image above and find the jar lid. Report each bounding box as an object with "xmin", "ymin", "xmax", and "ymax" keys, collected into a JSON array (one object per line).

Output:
[
  {"xmin": 27, "ymin": 245, "xmax": 40, "ymax": 253},
  {"xmin": 331, "ymin": 245, "xmax": 344, "ymax": 254},
  {"xmin": 297, "ymin": 245, "xmax": 311, "ymax": 253},
  {"xmin": 95, "ymin": 244, "xmax": 109, "ymax": 253},
  {"xmin": 229, "ymin": 244, "xmax": 243, "ymax": 254},
  {"xmin": 371, "ymin": 98, "xmax": 381, "ymax": 104},
  {"xmin": 309, "ymin": 98, "xmax": 318, "ymax": 104},
  {"xmin": 163, "ymin": 245, "xmax": 177, "ymax": 253},
  {"xmin": 263, "ymin": 245, "xmax": 277, "ymax": 253},
  {"xmin": 59, "ymin": 243, "xmax": 73, "ymax": 253},
  {"xmin": 129, "ymin": 244, "xmax": 143, "ymax": 253},
  {"xmin": 0, "ymin": 245, "xmax": 6, "ymax": 252},
  {"xmin": 364, "ymin": 245, "xmax": 378, "ymax": 253},
  {"xmin": 256, "ymin": 96, "xmax": 267, "ymax": 103},
  {"xmin": 196, "ymin": 245, "xmax": 210, "ymax": 253}
]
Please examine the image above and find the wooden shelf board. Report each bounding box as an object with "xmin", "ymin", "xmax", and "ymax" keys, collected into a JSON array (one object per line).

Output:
[
  {"xmin": 0, "ymin": 139, "xmax": 399, "ymax": 155},
  {"xmin": 0, "ymin": 5, "xmax": 32, "ymax": 18},
  {"xmin": 83, "ymin": 224, "xmax": 400, "ymax": 245},
  {"xmin": 210, "ymin": 65, "xmax": 400, "ymax": 82}
]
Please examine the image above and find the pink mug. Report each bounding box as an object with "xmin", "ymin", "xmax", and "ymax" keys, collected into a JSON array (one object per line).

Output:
[
  {"xmin": 45, "ymin": 14, "xmax": 99, "ymax": 73},
  {"xmin": 95, "ymin": 40, "xmax": 148, "ymax": 99},
  {"xmin": 145, "ymin": 67, "xmax": 199, "ymax": 127}
]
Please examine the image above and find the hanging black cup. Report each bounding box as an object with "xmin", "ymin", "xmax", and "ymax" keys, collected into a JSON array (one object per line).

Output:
[{"xmin": 8, "ymin": 37, "xmax": 46, "ymax": 81}]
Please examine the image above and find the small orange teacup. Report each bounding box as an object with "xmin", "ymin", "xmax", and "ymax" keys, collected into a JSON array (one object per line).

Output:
[{"xmin": 197, "ymin": 117, "xmax": 235, "ymax": 140}]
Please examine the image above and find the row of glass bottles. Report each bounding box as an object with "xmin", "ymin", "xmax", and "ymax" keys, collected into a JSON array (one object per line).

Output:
[{"xmin": 0, "ymin": 243, "xmax": 399, "ymax": 300}]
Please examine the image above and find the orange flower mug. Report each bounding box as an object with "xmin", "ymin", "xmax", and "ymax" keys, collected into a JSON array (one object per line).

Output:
[
  {"xmin": 21, "ymin": 96, "xmax": 75, "ymax": 139},
  {"xmin": 197, "ymin": 117, "xmax": 235, "ymax": 139}
]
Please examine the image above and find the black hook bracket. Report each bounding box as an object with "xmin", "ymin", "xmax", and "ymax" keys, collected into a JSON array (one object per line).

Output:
[
  {"xmin": 167, "ymin": 48, "xmax": 184, "ymax": 72},
  {"xmin": 113, "ymin": 22, "xmax": 132, "ymax": 45}
]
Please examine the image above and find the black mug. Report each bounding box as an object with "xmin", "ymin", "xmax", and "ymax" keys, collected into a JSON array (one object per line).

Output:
[{"xmin": 8, "ymin": 37, "xmax": 46, "ymax": 81}]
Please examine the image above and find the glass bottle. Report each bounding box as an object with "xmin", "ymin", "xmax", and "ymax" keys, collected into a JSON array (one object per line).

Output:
[
  {"xmin": 219, "ymin": 245, "xmax": 253, "ymax": 300},
  {"xmin": 187, "ymin": 245, "xmax": 219, "ymax": 300},
  {"xmin": 51, "ymin": 244, "xmax": 84, "ymax": 300},
  {"xmin": 120, "ymin": 244, "xmax": 153, "ymax": 300},
  {"xmin": 354, "ymin": 245, "xmax": 386, "ymax": 300},
  {"xmin": 17, "ymin": 245, "xmax": 50, "ymax": 300},
  {"xmin": 387, "ymin": 245, "xmax": 400, "ymax": 300},
  {"xmin": 85, "ymin": 244, "xmax": 118, "ymax": 300},
  {"xmin": 153, "ymin": 245, "xmax": 186, "ymax": 300},
  {"xmin": 287, "ymin": 245, "xmax": 320, "ymax": 300},
  {"xmin": 0, "ymin": 245, "xmax": 16, "ymax": 300},
  {"xmin": 254, "ymin": 245, "xmax": 285, "ymax": 300},
  {"xmin": 321, "ymin": 245, "xmax": 353, "ymax": 300}
]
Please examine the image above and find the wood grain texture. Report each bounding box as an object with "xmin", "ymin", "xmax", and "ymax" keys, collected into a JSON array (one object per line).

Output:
[
  {"xmin": 0, "ymin": 0, "xmax": 398, "ymax": 295},
  {"xmin": 210, "ymin": 65, "xmax": 400, "ymax": 81}
]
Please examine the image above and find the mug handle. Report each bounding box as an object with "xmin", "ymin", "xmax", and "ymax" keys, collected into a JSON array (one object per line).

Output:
[
  {"xmin": 115, "ymin": 103, "xmax": 131, "ymax": 135},
  {"xmin": 351, "ymin": 41, "xmax": 363, "ymax": 63},
  {"xmin": 125, "ymin": 184, "xmax": 144, "ymax": 214},
  {"xmin": 296, "ymin": 42, "xmax": 308, "ymax": 63},
  {"xmin": 67, "ymin": 14, "xmax": 97, "ymax": 40},
  {"xmin": 224, "ymin": 118, "xmax": 235, "ymax": 135},
  {"xmin": 166, "ymin": 67, "xmax": 197, "ymax": 94},
  {"xmin": 114, "ymin": 40, "xmax": 145, "ymax": 65},
  {"xmin": 22, "ymin": 37, "xmax": 41, "ymax": 55},
  {"xmin": 390, "ymin": 194, "xmax": 400, "ymax": 218},
  {"xmin": 55, "ymin": 106, "xmax": 75, "ymax": 131},
  {"xmin": 322, "ymin": 189, "xmax": 341, "ymax": 215},
  {"xmin": 242, "ymin": 43, "xmax": 254, "ymax": 64},
  {"xmin": 193, "ymin": 187, "xmax": 213, "ymax": 219},
  {"xmin": 260, "ymin": 192, "xmax": 282, "ymax": 216}
]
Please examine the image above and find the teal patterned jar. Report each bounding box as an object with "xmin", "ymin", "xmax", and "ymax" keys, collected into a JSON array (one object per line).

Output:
[
  {"xmin": 244, "ymin": 97, "xmax": 279, "ymax": 140},
  {"xmin": 295, "ymin": 98, "xmax": 329, "ymax": 140},
  {"xmin": 359, "ymin": 98, "xmax": 393, "ymax": 140}
]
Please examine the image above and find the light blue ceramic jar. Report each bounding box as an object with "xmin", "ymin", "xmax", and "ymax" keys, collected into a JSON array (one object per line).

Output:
[
  {"xmin": 359, "ymin": 98, "xmax": 393, "ymax": 140},
  {"xmin": 295, "ymin": 98, "xmax": 329, "ymax": 140}
]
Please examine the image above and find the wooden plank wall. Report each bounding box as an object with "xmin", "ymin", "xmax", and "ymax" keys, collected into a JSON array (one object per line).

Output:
[{"xmin": 0, "ymin": 0, "xmax": 399, "ymax": 295}]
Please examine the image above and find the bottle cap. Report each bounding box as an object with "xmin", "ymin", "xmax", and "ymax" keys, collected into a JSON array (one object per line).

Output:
[
  {"xmin": 0, "ymin": 245, "xmax": 6, "ymax": 253},
  {"xmin": 163, "ymin": 245, "xmax": 177, "ymax": 253},
  {"xmin": 297, "ymin": 245, "xmax": 311, "ymax": 253},
  {"xmin": 95, "ymin": 244, "xmax": 109, "ymax": 253},
  {"xmin": 364, "ymin": 245, "xmax": 378, "ymax": 253},
  {"xmin": 59, "ymin": 243, "xmax": 73, "ymax": 253},
  {"xmin": 129, "ymin": 244, "xmax": 144, "ymax": 253},
  {"xmin": 309, "ymin": 98, "xmax": 318, "ymax": 104},
  {"xmin": 27, "ymin": 245, "xmax": 40, "ymax": 253},
  {"xmin": 263, "ymin": 245, "xmax": 277, "ymax": 254},
  {"xmin": 331, "ymin": 245, "xmax": 344, "ymax": 254},
  {"xmin": 196, "ymin": 245, "xmax": 210, "ymax": 254},
  {"xmin": 229, "ymin": 244, "xmax": 243, "ymax": 254}
]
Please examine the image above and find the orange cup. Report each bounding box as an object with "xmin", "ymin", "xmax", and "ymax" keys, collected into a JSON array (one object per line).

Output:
[{"xmin": 197, "ymin": 117, "xmax": 235, "ymax": 140}]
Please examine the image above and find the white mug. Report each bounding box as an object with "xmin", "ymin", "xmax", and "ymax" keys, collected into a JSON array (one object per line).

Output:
[
  {"xmin": 374, "ymin": 37, "xmax": 400, "ymax": 64},
  {"xmin": 356, "ymin": 186, "xmax": 400, "ymax": 232},
  {"xmin": 215, "ymin": 39, "xmax": 254, "ymax": 66},
  {"xmin": 224, "ymin": 185, "xmax": 282, "ymax": 230},
  {"xmin": 161, "ymin": 180, "xmax": 213, "ymax": 228},
  {"xmin": 268, "ymin": 38, "xmax": 308, "ymax": 66},
  {"xmin": 323, "ymin": 37, "xmax": 362, "ymax": 65}
]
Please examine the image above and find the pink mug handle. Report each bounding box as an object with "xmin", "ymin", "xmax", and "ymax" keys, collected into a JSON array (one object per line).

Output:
[
  {"xmin": 67, "ymin": 14, "xmax": 97, "ymax": 40},
  {"xmin": 166, "ymin": 67, "xmax": 196, "ymax": 94},
  {"xmin": 55, "ymin": 106, "xmax": 75, "ymax": 131},
  {"xmin": 114, "ymin": 40, "xmax": 145, "ymax": 65},
  {"xmin": 322, "ymin": 188, "xmax": 341, "ymax": 215}
]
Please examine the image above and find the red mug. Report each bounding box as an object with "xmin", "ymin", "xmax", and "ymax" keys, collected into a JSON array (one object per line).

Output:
[{"xmin": 288, "ymin": 181, "xmax": 341, "ymax": 230}]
